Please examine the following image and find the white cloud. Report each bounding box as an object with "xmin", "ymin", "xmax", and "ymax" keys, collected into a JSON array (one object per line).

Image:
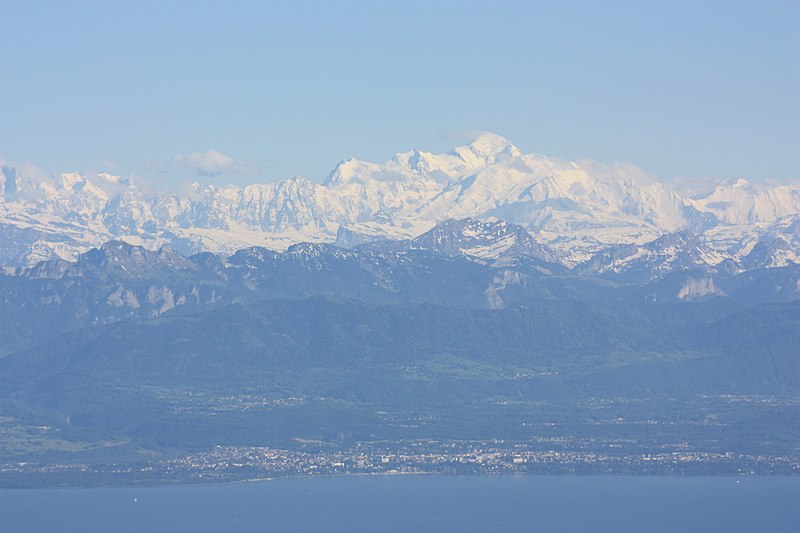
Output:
[
  {"xmin": 575, "ymin": 158, "xmax": 657, "ymax": 185},
  {"xmin": 174, "ymin": 150, "xmax": 255, "ymax": 177},
  {"xmin": 0, "ymin": 159, "xmax": 48, "ymax": 184},
  {"xmin": 670, "ymin": 175, "xmax": 728, "ymax": 197}
]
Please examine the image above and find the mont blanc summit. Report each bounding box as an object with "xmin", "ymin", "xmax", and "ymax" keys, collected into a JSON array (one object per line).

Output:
[{"xmin": 1, "ymin": 133, "xmax": 798, "ymax": 269}]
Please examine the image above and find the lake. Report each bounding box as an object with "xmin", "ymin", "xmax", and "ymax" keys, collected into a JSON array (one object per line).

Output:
[{"xmin": 1, "ymin": 475, "xmax": 798, "ymax": 532}]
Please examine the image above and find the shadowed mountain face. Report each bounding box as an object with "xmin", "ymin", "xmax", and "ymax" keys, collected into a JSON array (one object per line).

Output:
[
  {"xmin": 5, "ymin": 297, "xmax": 797, "ymax": 393},
  {"xmin": 2, "ymin": 224, "xmax": 798, "ymax": 354},
  {"xmin": 0, "ymin": 238, "xmax": 562, "ymax": 353}
]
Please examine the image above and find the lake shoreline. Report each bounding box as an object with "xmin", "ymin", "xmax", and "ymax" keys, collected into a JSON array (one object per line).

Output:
[{"xmin": 3, "ymin": 468, "xmax": 798, "ymax": 491}]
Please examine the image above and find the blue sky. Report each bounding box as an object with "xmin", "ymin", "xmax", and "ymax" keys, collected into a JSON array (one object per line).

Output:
[{"xmin": 1, "ymin": 0, "xmax": 798, "ymax": 188}]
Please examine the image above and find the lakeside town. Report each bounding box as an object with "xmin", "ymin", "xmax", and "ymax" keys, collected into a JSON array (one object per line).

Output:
[{"xmin": 3, "ymin": 437, "xmax": 798, "ymax": 488}]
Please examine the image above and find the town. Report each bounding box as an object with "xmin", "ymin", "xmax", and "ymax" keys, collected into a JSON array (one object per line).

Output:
[{"xmin": 3, "ymin": 437, "xmax": 797, "ymax": 488}]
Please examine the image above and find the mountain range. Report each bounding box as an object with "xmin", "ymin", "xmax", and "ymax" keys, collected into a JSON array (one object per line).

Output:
[
  {"xmin": 2, "ymin": 217, "xmax": 798, "ymax": 356},
  {"xmin": 2, "ymin": 133, "xmax": 798, "ymax": 269},
  {"xmin": 1, "ymin": 135, "xmax": 799, "ymax": 485}
]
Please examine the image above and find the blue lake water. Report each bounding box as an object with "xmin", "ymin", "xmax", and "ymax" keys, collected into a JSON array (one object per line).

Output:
[{"xmin": 1, "ymin": 475, "xmax": 798, "ymax": 533}]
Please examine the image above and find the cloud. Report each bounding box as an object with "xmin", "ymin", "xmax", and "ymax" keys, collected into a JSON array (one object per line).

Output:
[
  {"xmin": 669, "ymin": 175, "xmax": 727, "ymax": 197},
  {"xmin": 174, "ymin": 150, "xmax": 256, "ymax": 177},
  {"xmin": 575, "ymin": 157, "xmax": 657, "ymax": 185},
  {"xmin": 437, "ymin": 129, "xmax": 489, "ymax": 143},
  {"xmin": 0, "ymin": 158, "xmax": 49, "ymax": 184}
]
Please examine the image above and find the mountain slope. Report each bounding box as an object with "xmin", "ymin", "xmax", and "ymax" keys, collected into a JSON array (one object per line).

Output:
[{"xmin": 0, "ymin": 297, "xmax": 796, "ymax": 458}]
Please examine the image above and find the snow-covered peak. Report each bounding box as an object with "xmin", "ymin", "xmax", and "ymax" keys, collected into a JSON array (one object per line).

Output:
[
  {"xmin": 323, "ymin": 157, "xmax": 383, "ymax": 187},
  {"xmin": 450, "ymin": 132, "xmax": 521, "ymax": 166},
  {"xmin": 686, "ymin": 178, "xmax": 800, "ymax": 226},
  {"xmin": 54, "ymin": 172, "xmax": 87, "ymax": 192},
  {"xmin": 96, "ymin": 173, "xmax": 130, "ymax": 185},
  {"xmin": 363, "ymin": 217, "xmax": 560, "ymax": 264},
  {"xmin": 466, "ymin": 132, "xmax": 520, "ymax": 158}
]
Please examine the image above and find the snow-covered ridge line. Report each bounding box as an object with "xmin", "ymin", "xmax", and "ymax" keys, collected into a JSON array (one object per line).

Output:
[
  {"xmin": 10, "ymin": 218, "xmax": 796, "ymax": 287},
  {"xmin": 1, "ymin": 133, "xmax": 799, "ymax": 267}
]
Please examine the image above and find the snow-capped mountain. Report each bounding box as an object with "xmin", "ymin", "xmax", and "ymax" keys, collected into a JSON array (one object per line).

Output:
[
  {"xmin": 360, "ymin": 218, "xmax": 560, "ymax": 265},
  {"xmin": 576, "ymin": 230, "xmax": 731, "ymax": 281},
  {"xmin": 1, "ymin": 133, "xmax": 798, "ymax": 270},
  {"xmin": 685, "ymin": 178, "xmax": 800, "ymax": 226}
]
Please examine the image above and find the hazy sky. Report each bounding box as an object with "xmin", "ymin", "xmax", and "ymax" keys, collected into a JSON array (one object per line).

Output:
[{"xmin": 1, "ymin": 0, "xmax": 798, "ymax": 188}]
